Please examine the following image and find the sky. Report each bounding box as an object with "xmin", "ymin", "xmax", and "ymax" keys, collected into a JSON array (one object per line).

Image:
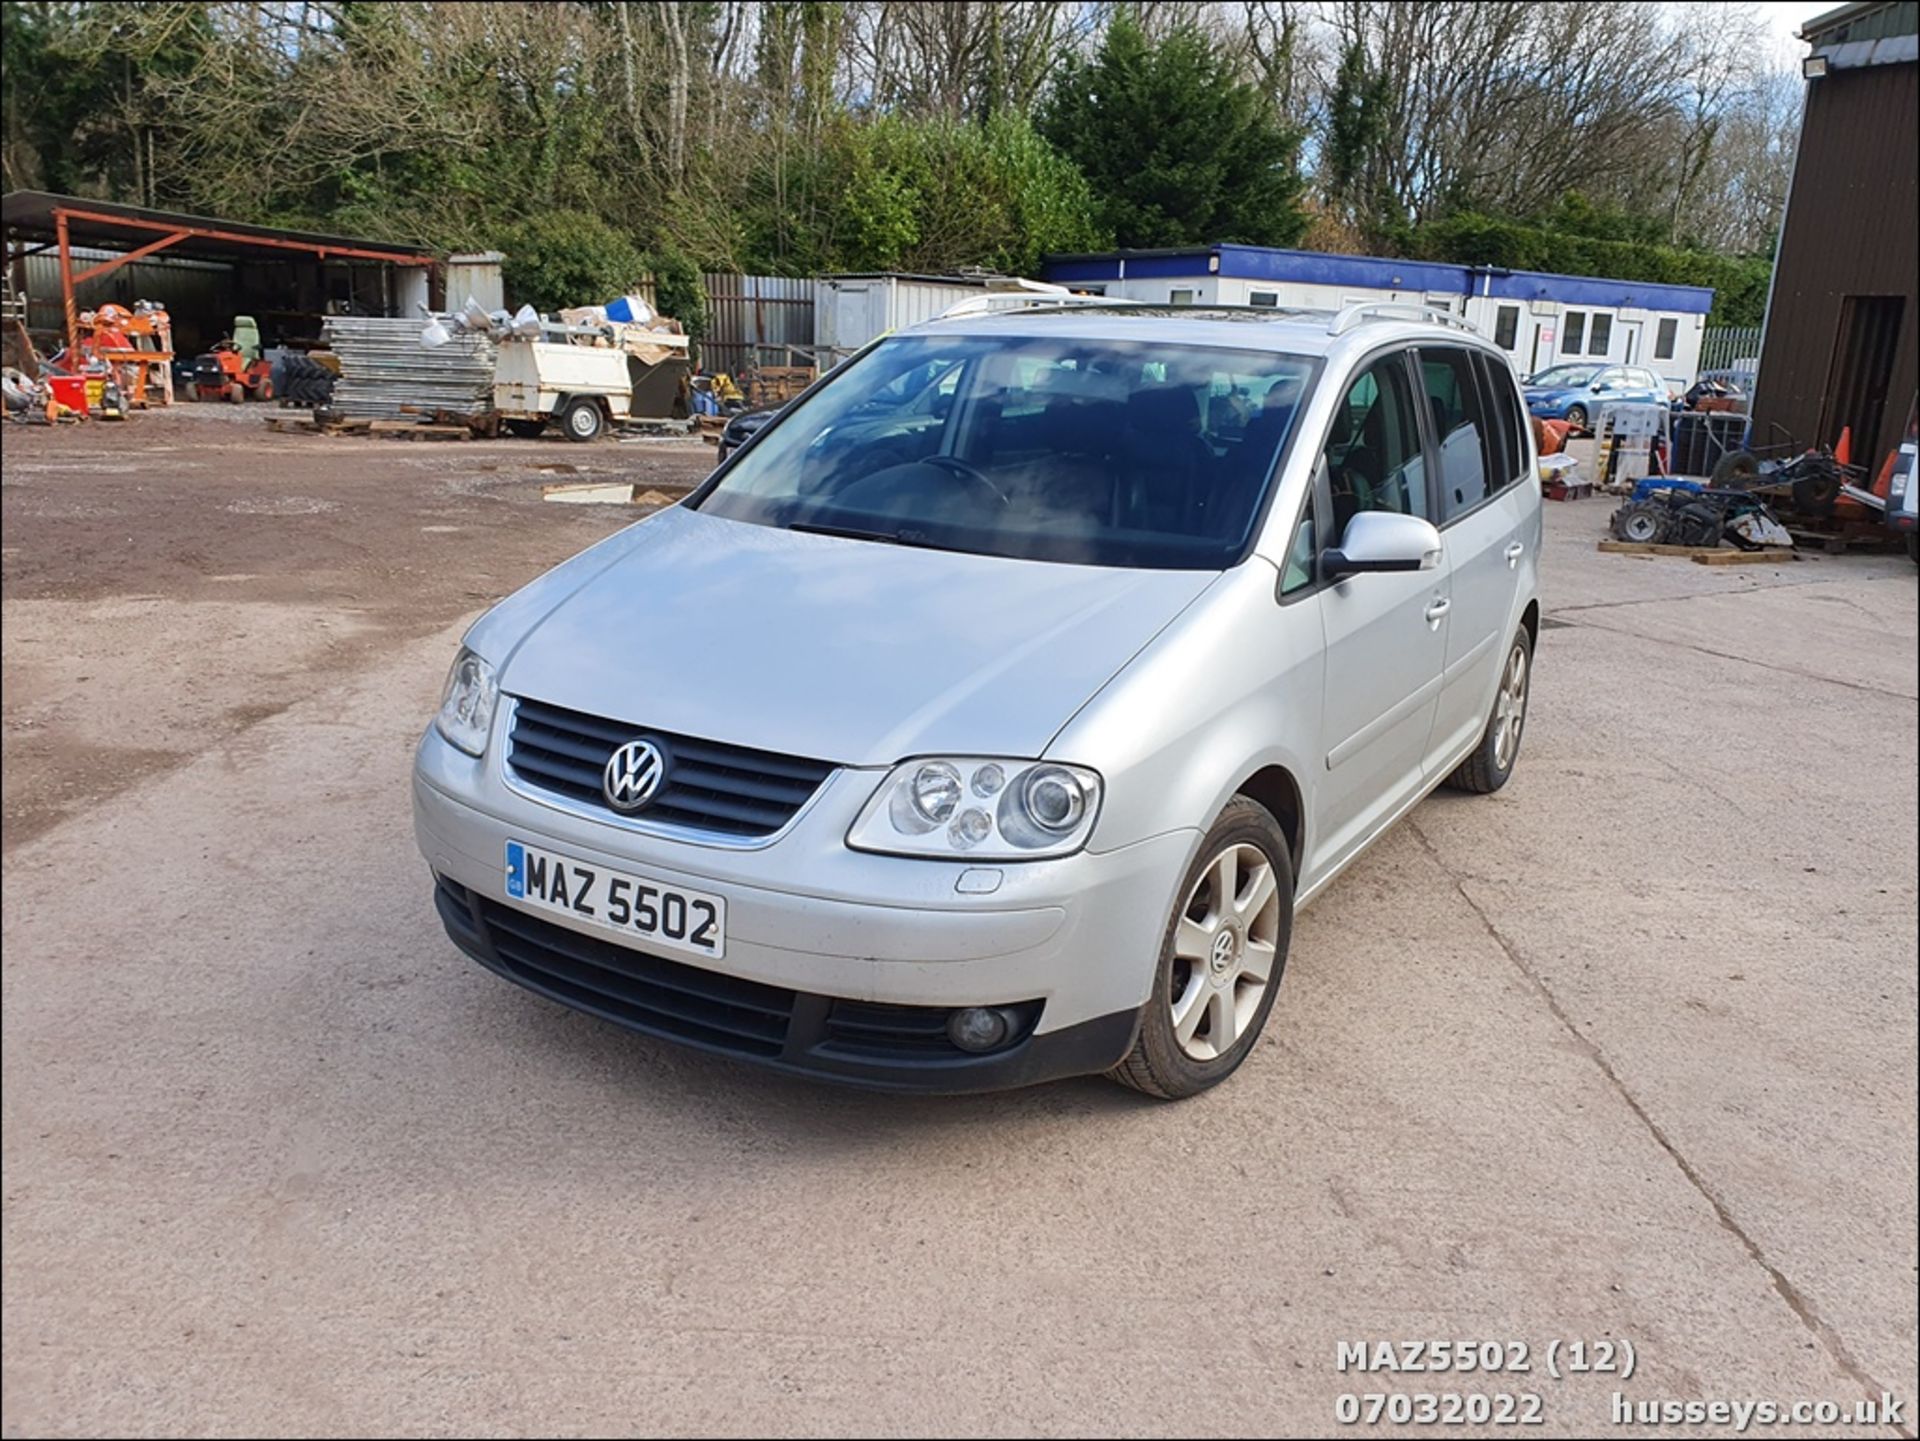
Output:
[{"xmin": 1755, "ymin": 0, "xmax": 1838, "ymax": 61}]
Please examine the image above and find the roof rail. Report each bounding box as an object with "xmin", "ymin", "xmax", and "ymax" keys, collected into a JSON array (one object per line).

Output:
[
  {"xmin": 1327, "ymin": 301, "xmax": 1479, "ymax": 337},
  {"xmin": 936, "ymin": 289, "xmax": 1141, "ymax": 319}
]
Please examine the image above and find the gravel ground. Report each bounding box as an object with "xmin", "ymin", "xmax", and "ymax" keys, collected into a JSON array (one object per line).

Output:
[{"xmin": 3, "ymin": 409, "xmax": 1915, "ymax": 1437}]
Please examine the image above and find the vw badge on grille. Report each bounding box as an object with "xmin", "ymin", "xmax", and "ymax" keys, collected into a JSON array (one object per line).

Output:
[{"xmin": 603, "ymin": 737, "xmax": 667, "ymax": 813}]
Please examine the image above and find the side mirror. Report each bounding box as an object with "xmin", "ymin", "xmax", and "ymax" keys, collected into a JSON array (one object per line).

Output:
[{"xmin": 1321, "ymin": 512, "xmax": 1443, "ymax": 580}]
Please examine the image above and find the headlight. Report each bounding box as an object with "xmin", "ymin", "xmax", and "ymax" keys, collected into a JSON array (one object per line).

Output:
[
  {"xmin": 848, "ymin": 757, "xmax": 1102, "ymax": 859},
  {"xmin": 434, "ymin": 647, "xmax": 499, "ymax": 756}
]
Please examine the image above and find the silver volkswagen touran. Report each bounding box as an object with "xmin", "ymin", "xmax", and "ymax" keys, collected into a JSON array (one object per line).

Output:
[{"xmin": 414, "ymin": 302, "xmax": 1541, "ymax": 1097}]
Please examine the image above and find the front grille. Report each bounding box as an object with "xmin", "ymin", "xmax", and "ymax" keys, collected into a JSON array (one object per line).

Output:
[
  {"xmin": 507, "ymin": 696, "xmax": 834, "ymax": 838},
  {"xmin": 472, "ymin": 890, "xmax": 796, "ymax": 1058}
]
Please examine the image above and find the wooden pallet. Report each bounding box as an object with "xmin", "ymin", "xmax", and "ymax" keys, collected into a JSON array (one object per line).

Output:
[
  {"xmin": 369, "ymin": 420, "xmax": 473, "ymax": 441},
  {"xmin": 1597, "ymin": 540, "xmax": 1801, "ymax": 565},
  {"xmin": 263, "ymin": 415, "xmax": 371, "ymax": 436}
]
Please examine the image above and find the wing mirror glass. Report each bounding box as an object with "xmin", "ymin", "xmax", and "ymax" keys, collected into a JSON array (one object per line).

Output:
[{"xmin": 1321, "ymin": 512, "xmax": 1444, "ymax": 580}]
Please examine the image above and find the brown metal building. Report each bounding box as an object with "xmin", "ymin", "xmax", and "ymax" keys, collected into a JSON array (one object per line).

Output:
[{"xmin": 1751, "ymin": 0, "xmax": 1918, "ymax": 475}]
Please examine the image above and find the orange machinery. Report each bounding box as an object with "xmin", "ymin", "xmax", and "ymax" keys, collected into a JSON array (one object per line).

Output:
[{"xmin": 75, "ymin": 302, "xmax": 174, "ymax": 407}]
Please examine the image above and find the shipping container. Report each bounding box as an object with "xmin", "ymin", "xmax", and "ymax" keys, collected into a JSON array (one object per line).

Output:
[{"xmin": 813, "ymin": 274, "xmax": 1002, "ymax": 362}]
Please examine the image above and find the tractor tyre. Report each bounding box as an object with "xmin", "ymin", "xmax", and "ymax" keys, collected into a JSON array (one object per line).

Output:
[
  {"xmin": 226, "ymin": 382, "xmax": 246, "ymax": 404},
  {"xmin": 1611, "ymin": 500, "xmax": 1671, "ymax": 545},
  {"xmin": 1710, "ymin": 449, "xmax": 1759, "ymax": 489},
  {"xmin": 271, "ymin": 354, "xmax": 337, "ymax": 408}
]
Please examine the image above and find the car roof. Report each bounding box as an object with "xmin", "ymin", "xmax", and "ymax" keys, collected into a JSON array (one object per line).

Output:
[{"xmin": 907, "ymin": 304, "xmax": 1509, "ymax": 366}]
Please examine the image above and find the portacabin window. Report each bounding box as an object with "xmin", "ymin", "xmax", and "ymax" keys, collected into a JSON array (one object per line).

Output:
[
  {"xmin": 1588, "ymin": 312, "xmax": 1613, "ymax": 356},
  {"xmin": 1170, "ymin": 288, "xmax": 1197, "ymax": 306},
  {"xmin": 1561, "ymin": 311, "xmax": 1587, "ymax": 355},
  {"xmin": 1249, "ymin": 290, "xmax": 1280, "ymax": 308},
  {"xmin": 1655, "ymin": 316, "xmax": 1678, "ymax": 361},
  {"xmin": 1494, "ymin": 304, "xmax": 1520, "ymax": 351}
]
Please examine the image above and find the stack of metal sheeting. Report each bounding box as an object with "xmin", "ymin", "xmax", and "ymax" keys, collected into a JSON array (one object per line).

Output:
[{"xmin": 323, "ymin": 317, "xmax": 497, "ymax": 420}]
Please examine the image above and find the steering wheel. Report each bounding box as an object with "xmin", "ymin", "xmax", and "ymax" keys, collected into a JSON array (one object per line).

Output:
[{"xmin": 924, "ymin": 454, "xmax": 1010, "ymax": 507}]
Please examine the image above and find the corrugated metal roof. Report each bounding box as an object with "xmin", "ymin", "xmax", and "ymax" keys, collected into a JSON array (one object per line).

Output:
[
  {"xmin": 1, "ymin": 190, "xmax": 435, "ymax": 264},
  {"xmin": 1801, "ymin": 0, "xmax": 1918, "ymax": 43}
]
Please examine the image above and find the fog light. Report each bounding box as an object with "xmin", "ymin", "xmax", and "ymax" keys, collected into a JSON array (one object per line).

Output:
[{"xmin": 947, "ymin": 1006, "xmax": 1012, "ymax": 1053}]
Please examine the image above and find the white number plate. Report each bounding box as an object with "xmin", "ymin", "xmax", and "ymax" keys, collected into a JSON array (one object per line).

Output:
[{"xmin": 505, "ymin": 840, "xmax": 726, "ymax": 960}]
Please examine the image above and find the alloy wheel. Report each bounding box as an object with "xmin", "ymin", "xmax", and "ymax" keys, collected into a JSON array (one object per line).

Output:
[
  {"xmin": 1492, "ymin": 642, "xmax": 1529, "ymax": 771},
  {"xmin": 1168, "ymin": 842, "xmax": 1281, "ymax": 1061}
]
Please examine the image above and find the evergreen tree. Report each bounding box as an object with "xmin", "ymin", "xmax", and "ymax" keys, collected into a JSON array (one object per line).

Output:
[{"xmin": 1038, "ymin": 14, "xmax": 1306, "ymax": 250}]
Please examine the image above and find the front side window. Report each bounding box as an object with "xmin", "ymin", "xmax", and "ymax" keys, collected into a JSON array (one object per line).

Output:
[
  {"xmin": 1588, "ymin": 313, "xmax": 1613, "ymax": 356},
  {"xmin": 1280, "ymin": 496, "xmax": 1317, "ymax": 594},
  {"xmin": 1494, "ymin": 304, "xmax": 1520, "ymax": 350},
  {"xmin": 697, "ymin": 334, "xmax": 1314, "ymax": 570},
  {"xmin": 1655, "ymin": 316, "xmax": 1678, "ymax": 360},
  {"xmin": 1420, "ymin": 349, "xmax": 1498, "ymax": 520},
  {"xmin": 1322, "ymin": 355, "xmax": 1429, "ymax": 532},
  {"xmin": 1561, "ymin": 311, "xmax": 1587, "ymax": 355}
]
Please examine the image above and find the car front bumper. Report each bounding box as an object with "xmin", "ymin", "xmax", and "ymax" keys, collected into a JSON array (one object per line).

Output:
[{"xmin": 413, "ymin": 726, "xmax": 1197, "ymax": 1091}]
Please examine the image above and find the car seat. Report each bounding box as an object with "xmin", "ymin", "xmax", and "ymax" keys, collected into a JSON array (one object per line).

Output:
[{"xmin": 1120, "ymin": 386, "xmax": 1211, "ymax": 533}]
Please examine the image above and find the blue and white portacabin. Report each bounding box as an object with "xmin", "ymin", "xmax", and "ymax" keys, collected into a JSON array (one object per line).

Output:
[{"xmin": 1043, "ymin": 243, "xmax": 1714, "ymax": 393}]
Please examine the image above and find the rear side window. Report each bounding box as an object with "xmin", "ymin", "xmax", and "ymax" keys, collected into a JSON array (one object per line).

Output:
[
  {"xmin": 1474, "ymin": 353, "xmax": 1530, "ymax": 489},
  {"xmin": 1419, "ymin": 349, "xmax": 1498, "ymax": 521}
]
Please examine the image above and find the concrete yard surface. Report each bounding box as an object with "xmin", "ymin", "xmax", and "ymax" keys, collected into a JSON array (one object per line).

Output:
[{"xmin": 3, "ymin": 410, "xmax": 1916, "ymax": 1437}]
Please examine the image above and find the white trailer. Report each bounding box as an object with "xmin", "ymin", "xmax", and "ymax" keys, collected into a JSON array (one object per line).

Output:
[{"xmin": 491, "ymin": 331, "xmax": 690, "ymax": 442}]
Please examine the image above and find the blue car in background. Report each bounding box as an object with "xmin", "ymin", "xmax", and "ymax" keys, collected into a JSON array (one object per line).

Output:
[{"xmin": 1523, "ymin": 363, "xmax": 1668, "ymax": 432}]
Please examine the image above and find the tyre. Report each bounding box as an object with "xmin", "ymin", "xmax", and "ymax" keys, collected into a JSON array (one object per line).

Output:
[
  {"xmin": 1108, "ymin": 796, "xmax": 1294, "ymax": 1100},
  {"xmin": 1565, "ymin": 403, "xmax": 1588, "ymax": 432},
  {"xmin": 1673, "ymin": 501, "xmax": 1724, "ymax": 547},
  {"xmin": 270, "ymin": 354, "xmax": 336, "ymax": 408},
  {"xmin": 225, "ymin": 382, "xmax": 246, "ymax": 404},
  {"xmin": 1444, "ymin": 626, "xmax": 1533, "ymax": 795},
  {"xmin": 1790, "ymin": 470, "xmax": 1840, "ymax": 516},
  {"xmin": 251, "ymin": 377, "xmax": 274, "ymax": 402},
  {"xmin": 1611, "ymin": 500, "xmax": 1670, "ymax": 544},
  {"xmin": 557, "ymin": 396, "xmax": 604, "ymax": 443},
  {"xmin": 1908, "ymin": 533, "xmax": 1918, "ymax": 565},
  {"xmin": 1710, "ymin": 449, "xmax": 1759, "ymax": 489},
  {"xmin": 504, "ymin": 418, "xmax": 549, "ymax": 440}
]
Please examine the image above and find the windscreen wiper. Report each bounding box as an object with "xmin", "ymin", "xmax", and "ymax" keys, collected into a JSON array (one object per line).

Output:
[{"xmin": 787, "ymin": 520, "xmax": 952, "ymax": 551}]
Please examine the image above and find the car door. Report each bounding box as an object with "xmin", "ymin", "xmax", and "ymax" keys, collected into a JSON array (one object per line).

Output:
[
  {"xmin": 1310, "ymin": 349, "xmax": 1451, "ymax": 876},
  {"xmin": 1422, "ymin": 347, "xmax": 1534, "ymax": 770}
]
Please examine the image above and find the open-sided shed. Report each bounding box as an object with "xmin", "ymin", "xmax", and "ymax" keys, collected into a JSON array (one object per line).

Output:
[{"xmin": 2, "ymin": 190, "xmax": 439, "ymax": 362}]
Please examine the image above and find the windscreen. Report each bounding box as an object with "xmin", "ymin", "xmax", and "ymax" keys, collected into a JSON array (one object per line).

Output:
[
  {"xmin": 694, "ymin": 334, "xmax": 1314, "ymax": 569},
  {"xmin": 1529, "ymin": 364, "xmax": 1601, "ymax": 387}
]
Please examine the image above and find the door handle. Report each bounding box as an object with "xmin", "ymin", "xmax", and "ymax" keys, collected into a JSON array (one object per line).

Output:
[
  {"xmin": 1505, "ymin": 541, "xmax": 1525, "ymax": 568},
  {"xmin": 1424, "ymin": 598, "xmax": 1450, "ymax": 627}
]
